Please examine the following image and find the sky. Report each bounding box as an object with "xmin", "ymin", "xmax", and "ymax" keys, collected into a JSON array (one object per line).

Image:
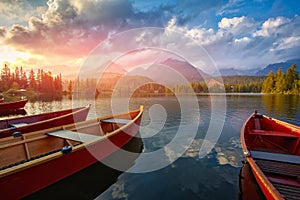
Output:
[{"xmin": 0, "ymin": 0, "xmax": 300, "ymax": 76}]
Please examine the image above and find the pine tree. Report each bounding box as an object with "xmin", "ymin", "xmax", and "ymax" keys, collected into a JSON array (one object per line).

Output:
[
  {"xmin": 67, "ymin": 80, "xmax": 73, "ymax": 94},
  {"xmin": 28, "ymin": 69, "xmax": 37, "ymax": 90},
  {"xmin": 1, "ymin": 64, "xmax": 12, "ymax": 91},
  {"xmin": 14, "ymin": 67, "xmax": 20, "ymax": 84},
  {"xmin": 262, "ymin": 71, "xmax": 275, "ymax": 93},
  {"xmin": 286, "ymin": 64, "xmax": 299, "ymax": 93},
  {"xmin": 54, "ymin": 74, "xmax": 63, "ymax": 92},
  {"xmin": 274, "ymin": 67, "xmax": 287, "ymax": 93},
  {"xmin": 20, "ymin": 70, "xmax": 28, "ymax": 89}
]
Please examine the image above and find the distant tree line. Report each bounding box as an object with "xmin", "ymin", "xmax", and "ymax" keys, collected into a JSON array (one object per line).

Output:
[
  {"xmin": 262, "ymin": 64, "xmax": 300, "ymax": 94},
  {"xmin": 64, "ymin": 64, "xmax": 300, "ymax": 97},
  {"xmin": 4, "ymin": 62, "xmax": 296, "ymax": 98},
  {"xmin": 0, "ymin": 64, "xmax": 63, "ymax": 95},
  {"xmin": 67, "ymin": 77, "xmax": 98, "ymax": 95},
  {"xmin": 69, "ymin": 75, "xmax": 266, "ymax": 97},
  {"xmin": 222, "ymin": 76, "xmax": 265, "ymax": 93}
]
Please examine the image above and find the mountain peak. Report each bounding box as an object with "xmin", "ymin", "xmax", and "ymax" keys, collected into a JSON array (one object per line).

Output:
[
  {"xmin": 255, "ymin": 58, "xmax": 300, "ymax": 76},
  {"xmin": 129, "ymin": 58, "xmax": 210, "ymax": 84}
]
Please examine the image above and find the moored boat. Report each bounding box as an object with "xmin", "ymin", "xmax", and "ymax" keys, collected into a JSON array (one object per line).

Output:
[
  {"xmin": 0, "ymin": 104, "xmax": 91, "ymax": 138},
  {"xmin": 239, "ymin": 161, "xmax": 266, "ymax": 200},
  {"xmin": 0, "ymin": 98, "xmax": 28, "ymax": 111},
  {"xmin": 240, "ymin": 110, "xmax": 300, "ymax": 200},
  {"xmin": 0, "ymin": 106, "xmax": 143, "ymax": 199},
  {"xmin": 0, "ymin": 109, "xmax": 27, "ymax": 117}
]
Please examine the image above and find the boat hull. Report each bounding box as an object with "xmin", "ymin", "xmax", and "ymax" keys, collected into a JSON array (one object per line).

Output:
[
  {"xmin": 0, "ymin": 99, "xmax": 28, "ymax": 111},
  {"xmin": 240, "ymin": 111, "xmax": 300, "ymax": 200},
  {"xmin": 0, "ymin": 107, "xmax": 143, "ymax": 199},
  {"xmin": 27, "ymin": 134, "xmax": 143, "ymax": 199},
  {"xmin": 0, "ymin": 109, "xmax": 27, "ymax": 117},
  {"xmin": 0, "ymin": 105, "xmax": 91, "ymax": 138},
  {"xmin": 239, "ymin": 162, "xmax": 265, "ymax": 200}
]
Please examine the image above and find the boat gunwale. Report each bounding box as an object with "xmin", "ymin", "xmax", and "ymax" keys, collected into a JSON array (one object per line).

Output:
[
  {"xmin": 0, "ymin": 98, "xmax": 28, "ymax": 105},
  {"xmin": 0, "ymin": 105, "xmax": 143, "ymax": 178},
  {"xmin": 240, "ymin": 112, "xmax": 285, "ymax": 200},
  {"xmin": 0, "ymin": 104, "xmax": 91, "ymax": 135},
  {"xmin": 0, "ymin": 98, "xmax": 28, "ymax": 109},
  {"xmin": 265, "ymin": 116, "xmax": 300, "ymax": 135}
]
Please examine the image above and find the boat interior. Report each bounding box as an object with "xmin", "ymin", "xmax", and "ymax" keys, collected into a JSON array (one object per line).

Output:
[
  {"xmin": 0, "ymin": 111, "xmax": 138, "ymax": 171},
  {"xmin": 245, "ymin": 114, "xmax": 300, "ymax": 199},
  {"xmin": 246, "ymin": 114, "xmax": 300, "ymax": 155}
]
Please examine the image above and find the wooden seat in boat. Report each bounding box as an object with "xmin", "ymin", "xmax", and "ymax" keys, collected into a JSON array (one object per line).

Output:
[
  {"xmin": 251, "ymin": 150, "xmax": 300, "ymax": 165},
  {"xmin": 101, "ymin": 118, "xmax": 132, "ymax": 124},
  {"xmin": 250, "ymin": 116, "xmax": 298, "ymax": 138},
  {"xmin": 255, "ymin": 159, "xmax": 300, "ymax": 178},
  {"xmin": 249, "ymin": 129, "xmax": 299, "ymax": 138},
  {"xmin": 47, "ymin": 130, "xmax": 101, "ymax": 143},
  {"xmin": 9, "ymin": 123, "xmax": 28, "ymax": 129},
  {"xmin": 252, "ymin": 151, "xmax": 300, "ymax": 183}
]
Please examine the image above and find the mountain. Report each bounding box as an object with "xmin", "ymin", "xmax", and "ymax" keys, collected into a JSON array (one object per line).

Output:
[
  {"xmin": 37, "ymin": 61, "xmax": 127, "ymax": 80},
  {"xmin": 255, "ymin": 59, "xmax": 300, "ymax": 76},
  {"xmin": 103, "ymin": 61, "xmax": 127, "ymax": 74},
  {"xmin": 128, "ymin": 58, "xmax": 211, "ymax": 84},
  {"xmin": 218, "ymin": 68, "xmax": 257, "ymax": 76},
  {"xmin": 74, "ymin": 61, "xmax": 127, "ymax": 79}
]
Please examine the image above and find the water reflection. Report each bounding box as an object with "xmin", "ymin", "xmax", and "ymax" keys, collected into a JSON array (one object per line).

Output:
[
  {"xmin": 28, "ymin": 93, "xmax": 63, "ymax": 102},
  {"xmin": 215, "ymin": 137, "xmax": 242, "ymax": 168},
  {"xmin": 262, "ymin": 95, "xmax": 300, "ymax": 123},
  {"xmin": 1, "ymin": 94, "xmax": 298, "ymax": 199}
]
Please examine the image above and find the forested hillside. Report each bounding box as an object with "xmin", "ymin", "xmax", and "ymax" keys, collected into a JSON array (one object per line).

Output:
[
  {"xmin": 0, "ymin": 64, "xmax": 63, "ymax": 95},
  {"xmin": 261, "ymin": 64, "xmax": 300, "ymax": 94}
]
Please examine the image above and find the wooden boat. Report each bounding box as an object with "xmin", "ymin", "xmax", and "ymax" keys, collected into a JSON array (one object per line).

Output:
[
  {"xmin": 0, "ymin": 105, "xmax": 91, "ymax": 138},
  {"xmin": 0, "ymin": 99, "xmax": 28, "ymax": 111},
  {"xmin": 0, "ymin": 106, "xmax": 143, "ymax": 199},
  {"xmin": 239, "ymin": 162, "xmax": 267, "ymax": 200},
  {"xmin": 240, "ymin": 110, "xmax": 300, "ymax": 200},
  {"xmin": 0, "ymin": 109, "xmax": 27, "ymax": 117}
]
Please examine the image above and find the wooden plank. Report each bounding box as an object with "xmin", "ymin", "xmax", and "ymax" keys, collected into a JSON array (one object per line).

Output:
[
  {"xmin": 9, "ymin": 123, "xmax": 28, "ymax": 129},
  {"xmin": 47, "ymin": 130, "xmax": 101, "ymax": 143},
  {"xmin": 249, "ymin": 130, "xmax": 298, "ymax": 138},
  {"xmin": 251, "ymin": 151, "xmax": 300, "ymax": 165},
  {"xmin": 256, "ymin": 159, "xmax": 300, "ymax": 178},
  {"xmin": 101, "ymin": 118, "xmax": 131, "ymax": 124},
  {"xmin": 22, "ymin": 135, "xmax": 30, "ymax": 159},
  {"xmin": 272, "ymin": 183, "xmax": 300, "ymax": 198}
]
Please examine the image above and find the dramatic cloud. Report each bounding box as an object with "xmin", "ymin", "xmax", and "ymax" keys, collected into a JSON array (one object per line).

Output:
[
  {"xmin": 253, "ymin": 16, "xmax": 292, "ymax": 37},
  {"xmin": 0, "ymin": 0, "xmax": 46, "ymax": 27},
  {"xmin": 218, "ymin": 16, "xmax": 257, "ymax": 35},
  {"xmin": 0, "ymin": 0, "xmax": 299, "ymax": 73},
  {"xmin": 234, "ymin": 37, "xmax": 251, "ymax": 44},
  {"xmin": 165, "ymin": 14, "xmax": 300, "ymax": 69},
  {"xmin": 0, "ymin": 27, "xmax": 6, "ymax": 38},
  {"xmin": 1, "ymin": 0, "xmax": 175, "ymax": 62}
]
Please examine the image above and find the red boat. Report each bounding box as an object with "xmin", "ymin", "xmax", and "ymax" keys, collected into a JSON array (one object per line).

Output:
[
  {"xmin": 239, "ymin": 162, "xmax": 266, "ymax": 200},
  {"xmin": 0, "ymin": 106, "xmax": 143, "ymax": 199},
  {"xmin": 0, "ymin": 99, "xmax": 28, "ymax": 110},
  {"xmin": 0, "ymin": 104, "xmax": 91, "ymax": 138},
  {"xmin": 0, "ymin": 109, "xmax": 27, "ymax": 117},
  {"xmin": 240, "ymin": 110, "xmax": 300, "ymax": 200}
]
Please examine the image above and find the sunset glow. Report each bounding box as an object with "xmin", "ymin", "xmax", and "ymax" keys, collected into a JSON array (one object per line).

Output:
[
  {"xmin": 0, "ymin": 0, "xmax": 299, "ymax": 78},
  {"xmin": 0, "ymin": 46, "xmax": 30, "ymax": 67}
]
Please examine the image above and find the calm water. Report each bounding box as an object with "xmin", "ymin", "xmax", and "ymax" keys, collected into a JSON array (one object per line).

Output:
[{"xmin": 6, "ymin": 94, "xmax": 300, "ymax": 199}]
